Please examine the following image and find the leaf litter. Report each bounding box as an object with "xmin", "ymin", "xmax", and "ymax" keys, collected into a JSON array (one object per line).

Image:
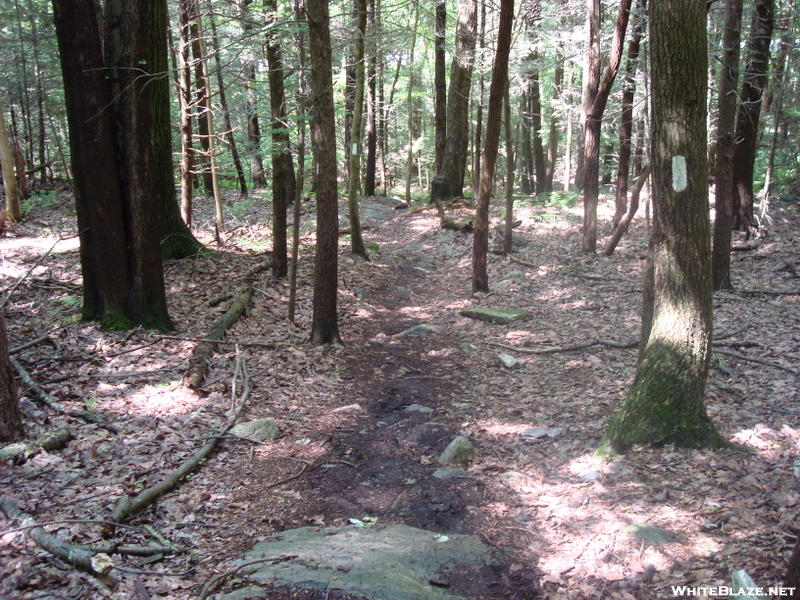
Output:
[{"xmin": 0, "ymin": 189, "xmax": 798, "ymax": 599}]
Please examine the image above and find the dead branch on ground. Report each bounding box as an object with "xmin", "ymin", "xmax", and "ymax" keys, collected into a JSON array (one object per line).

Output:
[
  {"xmin": 113, "ymin": 349, "xmax": 252, "ymax": 523},
  {"xmin": 0, "ymin": 497, "xmax": 114, "ymax": 575},
  {"xmin": 0, "ymin": 427, "xmax": 72, "ymax": 464},
  {"xmin": 183, "ymin": 285, "xmax": 253, "ymax": 389}
]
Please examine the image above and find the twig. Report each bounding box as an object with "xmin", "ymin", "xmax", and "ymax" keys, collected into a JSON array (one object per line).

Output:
[
  {"xmin": 266, "ymin": 463, "xmax": 309, "ymax": 488},
  {"xmin": 1, "ymin": 238, "xmax": 63, "ymax": 309},
  {"xmin": 713, "ymin": 349, "xmax": 797, "ymax": 376},
  {"xmin": 74, "ymin": 544, "xmax": 175, "ymax": 557},
  {"xmin": 198, "ymin": 556, "xmax": 297, "ymax": 600},
  {"xmin": 507, "ymin": 256, "xmax": 537, "ymax": 269},
  {"xmin": 9, "ymin": 335, "xmax": 52, "ymax": 355},
  {"xmin": 112, "ymin": 352, "xmax": 252, "ymax": 522},
  {"xmin": 1, "ymin": 519, "xmax": 142, "ymax": 537},
  {"xmin": 9, "ymin": 356, "xmax": 120, "ymax": 433}
]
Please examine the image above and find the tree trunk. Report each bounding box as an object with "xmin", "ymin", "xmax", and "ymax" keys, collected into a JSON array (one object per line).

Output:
[
  {"xmin": 209, "ymin": 10, "xmax": 247, "ymax": 196},
  {"xmin": 528, "ymin": 69, "xmax": 546, "ymax": 194},
  {"xmin": 241, "ymin": 0, "xmax": 265, "ymax": 188},
  {"xmin": 266, "ymin": 0, "xmax": 291, "ymax": 275},
  {"xmin": 434, "ymin": 2, "xmax": 447, "ymax": 176},
  {"xmin": 544, "ymin": 46, "xmax": 564, "ymax": 193},
  {"xmin": 472, "ymin": 0, "xmax": 514, "ymax": 293},
  {"xmin": 178, "ymin": 0, "xmax": 195, "ymax": 225},
  {"xmin": 599, "ymin": 0, "xmax": 726, "ymax": 453},
  {"xmin": 349, "ymin": 0, "xmax": 368, "ymax": 257},
  {"xmin": 364, "ymin": 0, "xmax": 378, "ymax": 197},
  {"xmin": 711, "ymin": 0, "xmax": 743, "ymax": 291},
  {"xmin": 731, "ymin": 0, "xmax": 774, "ymax": 237},
  {"xmin": 0, "ymin": 99, "xmax": 20, "ymax": 221},
  {"xmin": 581, "ymin": 0, "xmax": 632, "ymax": 253},
  {"xmin": 503, "ymin": 82, "xmax": 515, "ymax": 256},
  {"xmin": 189, "ymin": 0, "xmax": 213, "ymax": 195},
  {"xmin": 472, "ymin": 0, "xmax": 486, "ymax": 196},
  {"xmin": 613, "ymin": 0, "xmax": 646, "ymax": 229},
  {"xmin": 404, "ymin": 1, "xmax": 420, "ymax": 203},
  {"xmin": 308, "ymin": 0, "xmax": 342, "ymax": 346},
  {"xmin": 0, "ymin": 311, "xmax": 24, "ymax": 443},
  {"xmin": 438, "ymin": 0, "xmax": 477, "ymax": 199}
]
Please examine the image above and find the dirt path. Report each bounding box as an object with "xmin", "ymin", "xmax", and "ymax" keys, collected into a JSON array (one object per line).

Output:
[{"xmin": 2, "ymin": 193, "xmax": 799, "ymax": 600}]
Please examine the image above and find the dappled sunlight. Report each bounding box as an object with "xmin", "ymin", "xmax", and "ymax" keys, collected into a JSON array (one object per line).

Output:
[{"xmin": 119, "ymin": 381, "xmax": 205, "ymax": 417}]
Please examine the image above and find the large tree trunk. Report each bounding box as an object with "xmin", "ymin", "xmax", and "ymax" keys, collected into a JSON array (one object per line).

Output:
[
  {"xmin": 711, "ymin": 0, "xmax": 743, "ymax": 291},
  {"xmin": 0, "ymin": 312, "xmax": 24, "ymax": 443},
  {"xmin": 189, "ymin": 0, "xmax": 213, "ymax": 195},
  {"xmin": 434, "ymin": 2, "xmax": 447, "ymax": 176},
  {"xmin": 308, "ymin": 0, "xmax": 342, "ymax": 346},
  {"xmin": 581, "ymin": 0, "xmax": 632, "ymax": 253},
  {"xmin": 177, "ymin": 0, "xmax": 195, "ymax": 225},
  {"xmin": 364, "ymin": 0, "xmax": 378, "ymax": 197},
  {"xmin": 731, "ymin": 0, "xmax": 774, "ymax": 237},
  {"xmin": 472, "ymin": 0, "xmax": 514, "ymax": 293},
  {"xmin": 599, "ymin": 0, "xmax": 726, "ymax": 453},
  {"xmin": 266, "ymin": 0, "xmax": 291, "ymax": 275},
  {"xmin": 437, "ymin": 0, "xmax": 477, "ymax": 199}
]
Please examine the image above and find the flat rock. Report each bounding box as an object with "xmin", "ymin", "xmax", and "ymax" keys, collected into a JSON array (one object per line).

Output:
[
  {"xmin": 229, "ymin": 419, "xmax": 279, "ymax": 442},
  {"xmin": 397, "ymin": 324, "xmax": 443, "ymax": 337},
  {"xmin": 438, "ymin": 436, "xmax": 475, "ymax": 466},
  {"xmin": 432, "ymin": 467, "xmax": 472, "ymax": 480},
  {"xmin": 521, "ymin": 426, "xmax": 563, "ymax": 440},
  {"xmin": 405, "ymin": 404, "xmax": 434, "ymax": 414},
  {"xmin": 460, "ymin": 307, "xmax": 530, "ymax": 324},
  {"xmin": 504, "ymin": 270, "xmax": 527, "ymax": 280},
  {"xmin": 622, "ymin": 523, "xmax": 671, "ymax": 545},
  {"xmin": 219, "ymin": 524, "xmax": 505, "ymax": 600}
]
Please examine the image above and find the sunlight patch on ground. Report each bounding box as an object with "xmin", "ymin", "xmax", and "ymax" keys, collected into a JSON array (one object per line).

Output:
[{"xmin": 122, "ymin": 382, "xmax": 205, "ymax": 417}]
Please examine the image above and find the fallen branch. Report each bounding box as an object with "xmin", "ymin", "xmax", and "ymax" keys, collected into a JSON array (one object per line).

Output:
[
  {"xmin": 156, "ymin": 335, "xmax": 279, "ymax": 348},
  {"xmin": 183, "ymin": 285, "xmax": 253, "ymax": 389},
  {"xmin": 0, "ymin": 427, "xmax": 72, "ymax": 464},
  {"xmin": 113, "ymin": 350, "xmax": 252, "ymax": 522},
  {"xmin": 9, "ymin": 356, "xmax": 120, "ymax": 433},
  {"xmin": 0, "ymin": 497, "xmax": 114, "ymax": 575},
  {"xmin": 713, "ymin": 349, "xmax": 797, "ymax": 376},
  {"xmin": 508, "ymin": 256, "xmax": 537, "ymax": 269},
  {"xmin": 487, "ymin": 339, "xmax": 639, "ymax": 355},
  {"xmin": 9, "ymin": 335, "xmax": 52, "ymax": 355}
]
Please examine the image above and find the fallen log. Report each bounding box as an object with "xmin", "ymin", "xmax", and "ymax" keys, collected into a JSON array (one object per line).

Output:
[
  {"xmin": 183, "ymin": 285, "xmax": 253, "ymax": 389},
  {"xmin": 0, "ymin": 497, "xmax": 114, "ymax": 575},
  {"xmin": 0, "ymin": 427, "xmax": 72, "ymax": 464}
]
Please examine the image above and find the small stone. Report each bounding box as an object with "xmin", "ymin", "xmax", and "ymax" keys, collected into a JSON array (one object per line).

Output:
[
  {"xmin": 547, "ymin": 427, "xmax": 564, "ymax": 438},
  {"xmin": 458, "ymin": 342, "xmax": 478, "ymax": 353},
  {"xmin": 498, "ymin": 353, "xmax": 520, "ymax": 369},
  {"xmin": 405, "ymin": 404, "xmax": 434, "ymax": 414},
  {"xmin": 397, "ymin": 324, "xmax": 443, "ymax": 337},
  {"xmin": 521, "ymin": 427, "xmax": 549, "ymax": 439},
  {"xmin": 438, "ymin": 436, "xmax": 475, "ymax": 466},
  {"xmin": 460, "ymin": 307, "xmax": 530, "ymax": 324},
  {"xmin": 580, "ymin": 471, "xmax": 600, "ymax": 482},
  {"xmin": 230, "ymin": 419, "xmax": 279, "ymax": 442}
]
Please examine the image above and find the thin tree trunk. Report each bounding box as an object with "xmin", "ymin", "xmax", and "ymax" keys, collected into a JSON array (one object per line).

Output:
[
  {"xmin": 0, "ymin": 99, "xmax": 20, "ymax": 221},
  {"xmin": 190, "ymin": 0, "xmax": 213, "ymax": 195},
  {"xmin": 240, "ymin": 0, "xmax": 265, "ymax": 188},
  {"xmin": 711, "ymin": 0, "xmax": 744, "ymax": 290},
  {"xmin": 209, "ymin": 10, "xmax": 247, "ymax": 196},
  {"xmin": 404, "ymin": 1, "xmax": 420, "ymax": 203},
  {"xmin": 544, "ymin": 46, "xmax": 564, "ymax": 193},
  {"xmin": 434, "ymin": 2, "xmax": 447, "ymax": 175},
  {"xmin": 503, "ymin": 82, "xmax": 515, "ymax": 256},
  {"xmin": 349, "ymin": 0, "xmax": 368, "ymax": 256},
  {"xmin": 308, "ymin": 0, "xmax": 342, "ymax": 345},
  {"xmin": 178, "ymin": 0, "xmax": 195, "ymax": 225},
  {"xmin": 364, "ymin": 0, "xmax": 377, "ymax": 197},
  {"xmin": 472, "ymin": 0, "xmax": 514, "ymax": 293},
  {"xmin": 0, "ymin": 312, "xmax": 23, "ymax": 443},
  {"xmin": 529, "ymin": 69, "xmax": 546, "ymax": 194},
  {"xmin": 472, "ymin": 0, "xmax": 486, "ymax": 195}
]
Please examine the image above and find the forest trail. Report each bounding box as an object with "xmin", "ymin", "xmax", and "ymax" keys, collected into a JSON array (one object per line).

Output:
[{"xmin": 1, "ymin": 192, "xmax": 799, "ymax": 599}]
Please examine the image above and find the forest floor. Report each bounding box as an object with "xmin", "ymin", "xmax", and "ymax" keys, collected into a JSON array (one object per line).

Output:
[{"xmin": 0, "ymin": 187, "xmax": 799, "ymax": 600}]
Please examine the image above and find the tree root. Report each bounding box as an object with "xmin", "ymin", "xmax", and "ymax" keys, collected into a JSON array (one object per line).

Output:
[
  {"xmin": 113, "ymin": 349, "xmax": 252, "ymax": 523},
  {"xmin": 183, "ymin": 285, "xmax": 253, "ymax": 389}
]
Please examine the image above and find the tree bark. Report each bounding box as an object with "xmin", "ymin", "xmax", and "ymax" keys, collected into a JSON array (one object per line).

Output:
[
  {"xmin": 178, "ymin": 0, "xmax": 195, "ymax": 225},
  {"xmin": 438, "ymin": 0, "xmax": 477, "ymax": 199},
  {"xmin": 581, "ymin": 0, "xmax": 632, "ymax": 253},
  {"xmin": 434, "ymin": 2, "xmax": 447, "ymax": 176},
  {"xmin": 364, "ymin": 0, "xmax": 378, "ymax": 197},
  {"xmin": 404, "ymin": 1, "xmax": 420, "ymax": 203},
  {"xmin": 349, "ymin": 0, "xmax": 368, "ymax": 257},
  {"xmin": 503, "ymin": 82, "xmax": 515, "ymax": 256},
  {"xmin": 711, "ymin": 0, "xmax": 743, "ymax": 290},
  {"xmin": 240, "ymin": 0, "xmax": 265, "ymax": 188},
  {"xmin": 613, "ymin": 0, "xmax": 646, "ymax": 229},
  {"xmin": 308, "ymin": 0, "xmax": 342, "ymax": 345},
  {"xmin": 544, "ymin": 46, "xmax": 564, "ymax": 193},
  {"xmin": 599, "ymin": 0, "xmax": 726, "ymax": 453},
  {"xmin": 0, "ymin": 98, "xmax": 21, "ymax": 221},
  {"xmin": 266, "ymin": 0, "xmax": 292, "ymax": 275},
  {"xmin": 0, "ymin": 312, "xmax": 23, "ymax": 443},
  {"xmin": 472, "ymin": 0, "xmax": 514, "ymax": 293},
  {"xmin": 731, "ymin": 0, "xmax": 774, "ymax": 237}
]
